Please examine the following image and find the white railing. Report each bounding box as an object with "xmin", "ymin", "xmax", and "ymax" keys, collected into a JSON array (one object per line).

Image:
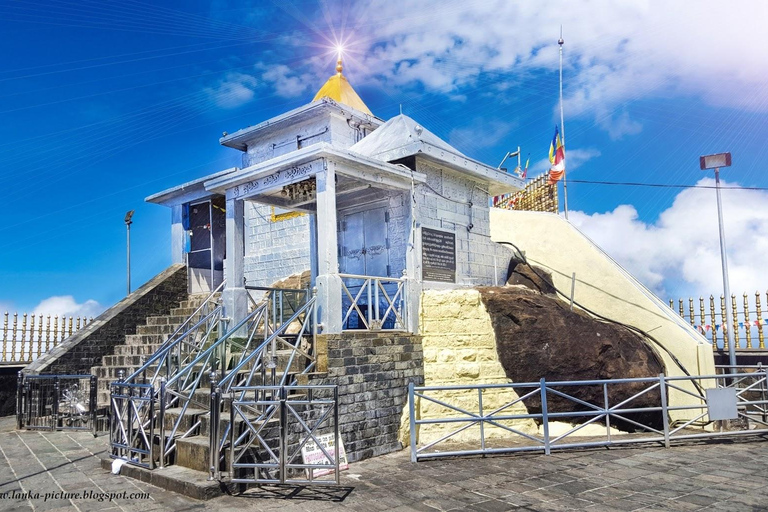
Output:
[{"xmin": 339, "ymin": 274, "xmax": 407, "ymax": 331}]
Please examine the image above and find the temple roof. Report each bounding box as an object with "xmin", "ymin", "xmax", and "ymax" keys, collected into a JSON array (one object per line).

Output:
[
  {"xmin": 312, "ymin": 58, "xmax": 372, "ymax": 115},
  {"xmin": 350, "ymin": 114, "xmax": 524, "ymax": 195},
  {"xmin": 349, "ymin": 114, "xmax": 465, "ymax": 160}
]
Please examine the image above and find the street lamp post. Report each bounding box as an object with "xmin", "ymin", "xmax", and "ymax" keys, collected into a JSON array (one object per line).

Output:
[
  {"xmin": 700, "ymin": 152, "xmax": 735, "ymax": 366},
  {"xmin": 125, "ymin": 210, "xmax": 134, "ymax": 295}
]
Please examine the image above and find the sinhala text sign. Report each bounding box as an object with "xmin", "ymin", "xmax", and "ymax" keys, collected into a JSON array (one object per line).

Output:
[{"xmin": 421, "ymin": 227, "xmax": 456, "ymax": 283}]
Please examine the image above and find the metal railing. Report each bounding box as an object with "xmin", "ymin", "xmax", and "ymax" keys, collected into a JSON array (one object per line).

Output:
[
  {"xmin": 2, "ymin": 313, "xmax": 92, "ymax": 363},
  {"xmin": 409, "ymin": 369, "xmax": 768, "ymax": 461},
  {"xmin": 17, "ymin": 373, "xmax": 97, "ymax": 435},
  {"xmin": 109, "ymin": 285, "xmax": 318, "ymax": 472},
  {"xmin": 339, "ymin": 274, "xmax": 407, "ymax": 331},
  {"xmin": 217, "ymin": 384, "xmax": 340, "ymax": 485}
]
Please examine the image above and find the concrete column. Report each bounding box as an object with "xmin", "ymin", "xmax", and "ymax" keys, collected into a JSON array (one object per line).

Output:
[
  {"xmin": 405, "ymin": 203, "xmax": 421, "ymax": 334},
  {"xmin": 171, "ymin": 204, "xmax": 185, "ymax": 265},
  {"xmin": 223, "ymin": 193, "xmax": 248, "ymax": 327},
  {"xmin": 309, "ymin": 212, "xmax": 319, "ymax": 288},
  {"xmin": 315, "ymin": 163, "xmax": 342, "ymax": 333}
]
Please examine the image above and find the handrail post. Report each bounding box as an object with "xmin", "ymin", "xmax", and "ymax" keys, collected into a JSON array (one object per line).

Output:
[
  {"xmin": 158, "ymin": 378, "xmax": 166, "ymax": 468},
  {"xmin": 208, "ymin": 371, "xmax": 220, "ymax": 481},
  {"xmin": 478, "ymin": 387, "xmax": 485, "ymax": 456},
  {"xmin": 409, "ymin": 382, "xmax": 417, "ymax": 462},
  {"xmin": 279, "ymin": 386, "xmax": 287, "ymax": 483},
  {"xmin": 540, "ymin": 378, "xmax": 550, "ymax": 455},
  {"xmin": 659, "ymin": 374, "xmax": 670, "ymax": 448},
  {"xmin": 334, "ymin": 385, "xmax": 340, "ymax": 485},
  {"xmin": 16, "ymin": 371, "xmax": 23, "ymax": 430},
  {"xmin": 90, "ymin": 375, "xmax": 98, "ymax": 437},
  {"xmin": 52, "ymin": 376, "xmax": 60, "ymax": 431},
  {"xmin": 148, "ymin": 386, "xmax": 156, "ymax": 469},
  {"xmin": 367, "ymin": 279, "xmax": 372, "ymax": 328}
]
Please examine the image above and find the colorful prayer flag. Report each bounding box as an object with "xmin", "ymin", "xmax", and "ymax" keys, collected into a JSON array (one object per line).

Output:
[{"xmin": 548, "ymin": 126, "xmax": 565, "ymax": 185}]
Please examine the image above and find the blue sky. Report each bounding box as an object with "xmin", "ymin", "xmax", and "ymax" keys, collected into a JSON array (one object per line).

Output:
[{"xmin": 2, "ymin": 0, "xmax": 768, "ymax": 317}]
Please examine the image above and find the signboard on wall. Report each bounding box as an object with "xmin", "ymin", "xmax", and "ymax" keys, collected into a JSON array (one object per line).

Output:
[
  {"xmin": 231, "ymin": 158, "xmax": 323, "ymax": 199},
  {"xmin": 421, "ymin": 227, "xmax": 456, "ymax": 283},
  {"xmin": 300, "ymin": 432, "xmax": 349, "ymax": 478}
]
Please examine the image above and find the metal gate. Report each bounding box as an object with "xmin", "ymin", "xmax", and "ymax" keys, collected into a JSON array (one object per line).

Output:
[
  {"xmin": 213, "ymin": 384, "xmax": 341, "ymax": 485},
  {"xmin": 17, "ymin": 373, "xmax": 97, "ymax": 435}
]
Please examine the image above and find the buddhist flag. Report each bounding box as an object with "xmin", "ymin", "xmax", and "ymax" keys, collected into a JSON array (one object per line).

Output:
[
  {"xmin": 521, "ymin": 155, "xmax": 530, "ymax": 179},
  {"xmin": 548, "ymin": 126, "xmax": 565, "ymax": 185}
]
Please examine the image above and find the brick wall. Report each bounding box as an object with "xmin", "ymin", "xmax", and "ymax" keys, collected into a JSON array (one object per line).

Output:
[
  {"xmin": 24, "ymin": 264, "xmax": 188, "ymax": 376},
  {"xmin": 304, "ymin": 332, "xmax": 424, "ymax": 462}
]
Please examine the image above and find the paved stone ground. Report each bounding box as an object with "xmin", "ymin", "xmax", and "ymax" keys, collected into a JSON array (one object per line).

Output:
[{"xmin": 2, "ymin": 417, "xmax": 768, "ymax": 511}]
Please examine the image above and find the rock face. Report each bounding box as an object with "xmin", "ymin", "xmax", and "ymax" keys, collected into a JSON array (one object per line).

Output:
[
  {"xmin": 478, "ymin": 286, "xmax": 666, "ymax": 431},
  {"xmin": 506, "ymin": 261, "xmax": 557, "ymax": 296}
]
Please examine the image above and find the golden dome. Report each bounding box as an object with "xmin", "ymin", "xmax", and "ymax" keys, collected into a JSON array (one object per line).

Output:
[{"xmin": 312, "ymin": 57, "xmax": 372, "ymax": 115}]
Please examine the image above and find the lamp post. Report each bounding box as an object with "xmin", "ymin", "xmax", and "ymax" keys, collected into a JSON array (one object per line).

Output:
[
  {"xmin": 699, "ymin": 152, "xmax": 735, "ymax": 366},
  {"xmin": 125, "ymin": 210, "xmax": 134, "ymax": 295}
]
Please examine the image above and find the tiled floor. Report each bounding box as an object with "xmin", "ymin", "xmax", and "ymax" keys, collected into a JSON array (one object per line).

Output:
[{"xmin": 2, "ymin": 417, "xmax": 767, "ymax": 511}]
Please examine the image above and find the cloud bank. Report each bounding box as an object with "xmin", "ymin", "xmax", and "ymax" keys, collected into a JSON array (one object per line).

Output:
[
  {"xmin": 32, "ymin": 296, "xmax": 104, "ymax": 319},
  {"xmin": 570, "ymin": 178, "xmax": 768, "ymax": 300}
]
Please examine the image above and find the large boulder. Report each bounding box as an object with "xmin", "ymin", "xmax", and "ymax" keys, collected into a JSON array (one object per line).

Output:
[
  {"xmin": 478, "ymin": 286, "xmax": 666, "ymax": 431},
  {"xmin": 506, "ymin": 261, "xmax": 557, "ymax": 295}
]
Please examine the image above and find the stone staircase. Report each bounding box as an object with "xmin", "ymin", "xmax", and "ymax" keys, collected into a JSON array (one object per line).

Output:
[{"xmin": 91, "ymin": 295, "xmax": 211, "ymax": 408}]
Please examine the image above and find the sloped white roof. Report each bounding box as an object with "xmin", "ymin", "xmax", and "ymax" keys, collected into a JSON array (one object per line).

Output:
[
  {"xmin": 349, "ymin": 114, "xmax": 523, "ymax": 195},
  {"xmin": 349, "ymin": 114, "xmax": 465, "ymax": 160}
]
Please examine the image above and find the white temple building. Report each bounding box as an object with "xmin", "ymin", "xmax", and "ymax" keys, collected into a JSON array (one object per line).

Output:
[{"xmin": 146, "ymin": 57, "xmax": 524, "ymax": 334}]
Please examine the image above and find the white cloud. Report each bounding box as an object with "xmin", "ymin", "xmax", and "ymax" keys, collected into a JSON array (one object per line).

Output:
[
  {"xmin": 204, "ymin": 72, "xmax": 258, "ymax": 109},
  {"xmin": 32, "ymin": 296, "xmax": 103, "ymax": 319},
  {"xmin": 570, "ymin": 178, "xmax": 768, "ymax": 300},
  {"xmin": 260, "ymin": 64, "xmax": 313, "ymax": 99},
  {"xmin": 347, "ymin": 1, "xmax": 768, "ymax": 135}
]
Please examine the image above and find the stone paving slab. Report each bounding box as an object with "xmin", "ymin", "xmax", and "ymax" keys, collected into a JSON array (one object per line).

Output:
[{"xmin": 3, "ymin": 417, "xmax": 768, "ymax": 511}]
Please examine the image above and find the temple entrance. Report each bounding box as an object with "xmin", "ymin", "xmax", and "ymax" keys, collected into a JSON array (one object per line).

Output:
[{"xmin": 185, "ymin": 197, "xmax": 225, "ymax": 293}]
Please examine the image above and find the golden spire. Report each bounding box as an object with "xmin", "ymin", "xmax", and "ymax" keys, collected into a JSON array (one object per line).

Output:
[{"xmin": 312, "ymin": 54, "xmax": 372, "ymax": 115}]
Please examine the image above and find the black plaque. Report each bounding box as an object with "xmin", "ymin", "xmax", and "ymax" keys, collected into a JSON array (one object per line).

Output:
[{"xmin": 422, "ymin": 228, "xmax": 456, "ymax": 283}]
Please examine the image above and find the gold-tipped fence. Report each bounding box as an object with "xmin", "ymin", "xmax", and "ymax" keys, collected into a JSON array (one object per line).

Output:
[
  {"xmin": 669, "ymin": 292, "xmax": 768, "ymax": 351},
  {"xmin": 1, "ymin": 312, "xmax": 92, "ymax": 364},
  {"xmin": 492, "ymin": 173, "xmax": 559, "ymax": 214}
]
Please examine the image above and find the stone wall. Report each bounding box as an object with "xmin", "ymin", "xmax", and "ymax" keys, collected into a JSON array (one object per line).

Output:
[
  {"xmin": 24, "ymin": 264, "xmax": 188, "ymax": 376},
  {"xmin": 409, "ymin": 288, "xmax": 534, "ymax": 443},
  {"xmin": 244, "ymin": 203, "xmax": 311, "ymax": 287},
  {"xmin": 414, "ymin": 160, "xmax": 511, "ymax": 287},
  {"xmin": 305, "ymin": 332, "xmax": 424, "ymax": 462}
]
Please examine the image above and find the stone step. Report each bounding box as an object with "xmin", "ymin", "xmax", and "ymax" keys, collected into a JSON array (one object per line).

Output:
[
  {"xmin": 101, "ymin": 354, "xmax": 147, "ymax": 367},
  {"xmin": 174, "ymin": 435, "xmax": 213, "ymax": 472},
  {"xmin": 113, "ymin": 343, "xmax": 165, "ymax": 356},
  {"xmin": 99, "ymin": 458, "xmax": 224, "ymax": 500},
  {"xmin": 125, "ymin": 334, "xmax": 167, "ymax": 346},
  {"xmin": 170, "ymin": 307, "xmax": 201, "ymax": 317},
  {"xmin": 136, "ymin": 324, "xmax": 183, "ymax": 335}
]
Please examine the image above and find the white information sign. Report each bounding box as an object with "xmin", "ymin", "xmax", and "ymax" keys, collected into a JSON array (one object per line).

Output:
[{"xmin": 300, "ymin": 432, "xmax": 348, "ymax": 478}]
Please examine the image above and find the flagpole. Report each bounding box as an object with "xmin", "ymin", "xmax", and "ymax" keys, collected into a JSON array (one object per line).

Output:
[{"xmin": 559, "ymin": 27, "xmax": 569, "ymax": 220}]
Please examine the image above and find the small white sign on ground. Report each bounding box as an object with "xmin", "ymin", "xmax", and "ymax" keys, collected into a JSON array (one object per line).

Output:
[
  {"xmin": 706, "ymin": 387, "xmax": 739, "ymax": 421},
  {"xmin": 301, "ymin": 432, "xmax": 349, "ymax": 478}
]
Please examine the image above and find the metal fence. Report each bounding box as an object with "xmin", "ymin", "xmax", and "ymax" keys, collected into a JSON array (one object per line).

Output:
[
  {"xmin": 669, "ymin": 292, "xmax": 768, "ymax": 350},
  {"xmin": 492, "ymin": 173, "xmax": 558, "ymax": 214},
  {"xmin": 2, "ymin": 313, "xmax": 92, "ymax": 363},
  {"xmin": 17, "ymin": 373, "xmax": 97, "ymax": 435},
  {"xmin": 339, "ymin": 274, "xmax": 407, "ymax": 331},
  {"xmin": 217, "ymin": 384, "xmax": 340, "ymax": 485},
  {"xmin": 408, "ymin": 370, "xmax": 768, "ymax": 461}
]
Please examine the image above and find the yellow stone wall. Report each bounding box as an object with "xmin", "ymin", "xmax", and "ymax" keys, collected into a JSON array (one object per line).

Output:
[{"xmin": 401, "ymin": 289, "xmax": 537, "ymax": 445}]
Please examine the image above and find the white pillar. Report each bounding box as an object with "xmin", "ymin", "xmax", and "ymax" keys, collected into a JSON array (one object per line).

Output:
[
  {"xmin": 309, "ymin": 212, "xmax": 319, "ymax": 288},
  {"xmin": 315, "ymin": 163, "xmax": 342, "ymax": 333},
  {"xmin": 223, "ymin": 193, "xmax": 248, "ymax": 327},
  {"xmin": 171, "ymin": 204, "xmax": 185, "ymax": 265}
]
